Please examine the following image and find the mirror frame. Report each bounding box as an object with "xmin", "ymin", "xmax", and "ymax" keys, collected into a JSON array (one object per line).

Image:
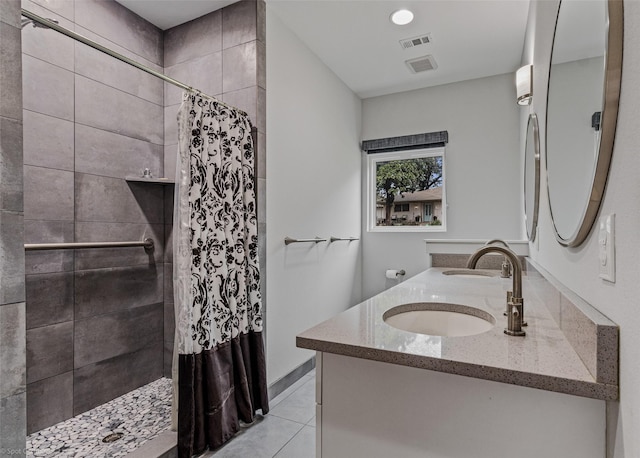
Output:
[
  {"xmin": 524, "ymin": 113, "xmax": 540, "ymax": 242},
  {"xmin": 545, "ymin": 0, "xmax": 623, "ymax": 247}
]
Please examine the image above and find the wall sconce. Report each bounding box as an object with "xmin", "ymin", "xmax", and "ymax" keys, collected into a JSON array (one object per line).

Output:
[{"xmin": 516, "ymin": 64, "xmax": 533, "ymax": 105}]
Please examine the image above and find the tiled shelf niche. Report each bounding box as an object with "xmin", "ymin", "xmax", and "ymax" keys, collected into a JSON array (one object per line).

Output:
[{"xmin": 125, "ymin": 176, "xmax": 175, "ymax": 185}]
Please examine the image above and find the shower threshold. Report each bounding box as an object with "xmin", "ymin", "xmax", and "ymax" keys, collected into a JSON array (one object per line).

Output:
[{"xmin": 27, "ymin": 377, "xmax": 173, "ymax": 457}]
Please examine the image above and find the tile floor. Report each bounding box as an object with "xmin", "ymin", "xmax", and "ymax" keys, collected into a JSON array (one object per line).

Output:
[
  {"xmin": 202, "ymin": 370, "xmax": 316, "ymax": 458},
  {"xmin": 26, "ymin": 370, "xmax": 316, "ymax": 458}
]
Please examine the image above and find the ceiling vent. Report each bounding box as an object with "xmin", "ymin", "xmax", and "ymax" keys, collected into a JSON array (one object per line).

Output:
[
  {"xmin": 399, "ymin": 33, "xmax": 432, "ymax": 50},
  {"xmin": 405, "ymin": 55, "xmax": 438, "ymax": 74}
]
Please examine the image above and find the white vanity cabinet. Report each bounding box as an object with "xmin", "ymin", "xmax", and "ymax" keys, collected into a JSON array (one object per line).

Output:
[
  {"xmin": 298, "ymin": 267, "xmax": 617, "ymax": 458},
  {"xmin": 316, "ymin": 352, "xmax": 605, "ymax": 458}
]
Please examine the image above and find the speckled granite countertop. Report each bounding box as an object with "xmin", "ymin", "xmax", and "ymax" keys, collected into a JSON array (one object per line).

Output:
[{"xmin": 297, "ymin": 268, "xmax": 618, "ymax": 400}]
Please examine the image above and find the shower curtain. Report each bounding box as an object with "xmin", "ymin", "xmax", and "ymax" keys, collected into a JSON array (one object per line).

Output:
[{"xmin": 173, "ymin": 91, "xmax": 269, "ymax": 457}]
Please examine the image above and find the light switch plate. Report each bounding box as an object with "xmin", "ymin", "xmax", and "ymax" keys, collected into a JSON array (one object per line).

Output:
[{"xmin": 598, "ymin": 214, "xmax": 615, "ymax": 282}]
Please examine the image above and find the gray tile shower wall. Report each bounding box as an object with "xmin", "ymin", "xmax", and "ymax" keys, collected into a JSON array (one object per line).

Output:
[
  {"xmin": 75, "ymin": 75, "xmax": 164, "ymax": 144},
  {"xmin": 74, "ymin": 266, "xmax": 163, "ymax": 319},
  {"xmin": 0, "ymin": 117, "xmax": 24, "ymax": 212},
  {"xmin": 0, "ymin": 0, "xmax": 26, "ymax": 455},
  {"xmin": 0, "ymin": 19, "xmax": 23, "ymax": 122},
  {"xmin": 73, "ymin": 303, "xmax": 163, "ymax": 367},
  {"xmin": 22, "ymin": 55, "xmax": 74, "ymax": 121},
  {"xmin": 74, "ymin": 222, "xmax": 164, "ymax": 270},
  {"xmin": 23, "ymin": 111, "xmax": 74, "ymax": 171},
  {"xmin": 74, "ymin": 174, "xmax": 164, "ymax": 224},
  {"xmin": 0, "ymin": 211, "xmax": 25, "ymax": 304},
  {"xmin": 26, "ymin": 371, "xmax": 73, "ymax": 434},
  {"xmin": 22, "ymin": 0, "xmax": 165, "ymax": 434},
  {"xmin": 21, "ymin": 1, "xmax": 75, "ymax": 71},
  {"xmin": 26, "ymin": 321, "xmax": 73, "ymax": 384},
  {"xmin": 75, "ymin": 44, "xmax": 164, "ymax": 105},
  {"xmin": 75, "ymin": 124, "xmax": 163, "ymax": 180},
  {"xmin": 74, "ymin": 0, "xmax": 163, "ymax": 66},
  {"xmin": 0, "ymin": 302, "xmax": 27, "ymax": 454},
  {"xmin": 73, "ymin": 345, "xmax": 162, "ymax": 416},
  {"xmin": 222, "ymin": 41, "xmax": 260, "ymax": 92},
  {"xmin": 23, "ymin": 166, "xmax": 74, "ymax": 221},
  {"xmin": 164, "ymin": 52, "xmax": 223, "ymax": 105},
  {"xmin": 23, "ymin": 0, "xmax": 73, "ymax": 23},
  {"xmin": 17, "ymin": 0, "xmax": 267, "ymax": 438},
  {"xmin": 25, "ymin": 271, "xmax": 73, "ymax": 328},
  {"xmin": 24, "ymin": 220, "xmax": 74, "ymax": 275},
  {"xmin": 163, "ymin": 9, "xmax": 222, "ymax": 67},
  {"xmin": 161, "ymin": 0, "xmax": 267, "ymax": 377}
]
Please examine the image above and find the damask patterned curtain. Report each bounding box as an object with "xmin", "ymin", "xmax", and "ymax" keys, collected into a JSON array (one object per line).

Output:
[{"xmin": 173, "ymin": 92, "xmax": 269, "ymax": 457}]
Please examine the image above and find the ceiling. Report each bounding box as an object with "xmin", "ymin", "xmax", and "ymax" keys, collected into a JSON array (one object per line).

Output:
[
  {"xmin": 114, "ymin": 0, "xmax": 237, "ymax": 30},
  {"xmin": 115, "ymin": 0, "xmax": 531, "ymax": 99}
]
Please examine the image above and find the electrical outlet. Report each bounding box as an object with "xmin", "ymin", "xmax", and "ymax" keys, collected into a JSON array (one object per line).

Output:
[{"xmin": 598, "ymin": 214, "xmax": 615, "ymax": 282}]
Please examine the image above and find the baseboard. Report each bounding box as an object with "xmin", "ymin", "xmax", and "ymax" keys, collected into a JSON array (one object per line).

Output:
[{"xmin": 267, "ymin": 356, "xmax": 316, "ymax": 400}]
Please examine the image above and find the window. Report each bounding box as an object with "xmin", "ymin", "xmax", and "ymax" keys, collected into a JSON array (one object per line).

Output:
[{"xmin": 367, "ymin": 148, "xmax": 446, "ymax": 232}]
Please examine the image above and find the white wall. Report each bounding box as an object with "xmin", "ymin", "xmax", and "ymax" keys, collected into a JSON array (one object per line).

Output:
[
  {"xmin": 361, "ymin": 74, "xmax": 521, "ymax": 298},
  {"xmin": 265, "ymin": 8, "xmax": 363, "ymax": 385},
  {"xmin": 524, "ymin": 2, "xmax": 640, "ymax": 456}
]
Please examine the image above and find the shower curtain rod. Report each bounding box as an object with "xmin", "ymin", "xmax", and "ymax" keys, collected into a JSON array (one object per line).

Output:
[{"xmin": 21, "ymin": 8, "xmax": 237, "ymax": 109}]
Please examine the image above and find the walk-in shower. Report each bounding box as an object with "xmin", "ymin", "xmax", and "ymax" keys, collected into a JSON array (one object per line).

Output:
[
  {"xmin": 22, "ymin": 6, "xmax": 176, "ymax": 455},
  {"xmin": 20, "ymin": 1, "xmax": 266, "ymax": 456}
]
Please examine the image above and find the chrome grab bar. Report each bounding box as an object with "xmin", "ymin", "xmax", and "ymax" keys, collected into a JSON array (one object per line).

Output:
[
  {"xmin": 284, "ymin": 236, "xmax": 327, "ymax": 245},
  {"xmin": 25, "ymin": 238, "xmax": 154, "ymax": 252}
]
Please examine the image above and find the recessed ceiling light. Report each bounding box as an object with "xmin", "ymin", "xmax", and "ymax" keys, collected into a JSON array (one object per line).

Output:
[{"xmin": 390, "ymin": 9, "xmax": 414, "ymax": 26}]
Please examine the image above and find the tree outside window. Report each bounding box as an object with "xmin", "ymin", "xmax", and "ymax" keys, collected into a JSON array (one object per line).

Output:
[{"xmin": 370, "ymin": 149, "xmax": 445, "ymax": 230}]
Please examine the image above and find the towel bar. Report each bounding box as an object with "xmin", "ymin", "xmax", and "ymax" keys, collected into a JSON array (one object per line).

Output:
[
  {"xmin": 284, "ymin": 236, "xmax": 326, "ymax": 245},
  {"xmin": 329, "ymin": 236, "xmax": 359, "ymax": 242}
]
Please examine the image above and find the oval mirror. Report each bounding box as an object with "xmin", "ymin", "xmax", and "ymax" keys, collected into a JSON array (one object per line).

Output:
[
  {"xmin": 545, "ymin": 0, "xmax": 623, "ymax": 247},
  {"xmin": 524, "ymin": 114, "xmax": 540, "ymax": 241}
]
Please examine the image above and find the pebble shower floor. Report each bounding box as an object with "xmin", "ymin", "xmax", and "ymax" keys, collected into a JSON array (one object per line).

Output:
[{"xmin": 27, "ymin": 378, "xmax": 172, "ymax": 457}]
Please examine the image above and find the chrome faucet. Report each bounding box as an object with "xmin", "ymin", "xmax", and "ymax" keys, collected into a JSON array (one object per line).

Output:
[
  {"xmin": 467, "ymin": 245, "xmax": 526, "ymax": 337},
  {"xmin": 484, "ymin": 239, "xmax": 512, "ymax": 278}
]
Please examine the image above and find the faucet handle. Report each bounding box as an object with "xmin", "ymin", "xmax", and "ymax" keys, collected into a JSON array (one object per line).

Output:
[
  {"xmin": 504, "ymin": 291, "xmax": 513, "ymax": 316},
  {"xmin": 505, "ymin": 297, "xmax": 526, "ymax": 337},
  {"xmin": 504, "ymin": 292, "xmax": 527, "ymax": 326},
  {"xmin": 501, "ymin": 259, "xmax": 512, "ymax": 278}
]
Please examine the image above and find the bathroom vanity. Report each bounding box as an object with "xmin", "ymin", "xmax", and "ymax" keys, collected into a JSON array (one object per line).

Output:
[{"xmin": 297, "ymin": 261, "xmax": 618, "ymax": 458}]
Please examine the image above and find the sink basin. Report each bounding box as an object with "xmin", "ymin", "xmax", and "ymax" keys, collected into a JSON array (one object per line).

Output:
[
  {"xmin": 442, "ymin": 269, "xmax": 498, "ymax": 279},
  {"xmin": 383, "ymin": 303, "xmax": 495, "ymax": 337}
]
